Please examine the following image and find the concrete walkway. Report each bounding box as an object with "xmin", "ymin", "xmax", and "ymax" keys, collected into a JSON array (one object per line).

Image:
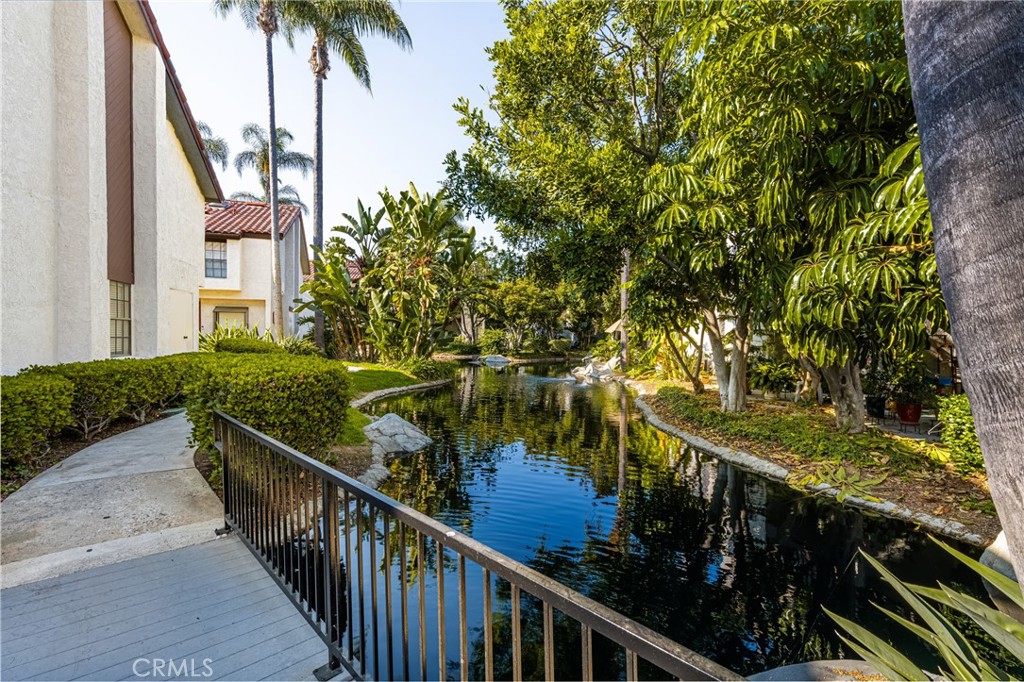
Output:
[{"xmin": 0, "ymin": 413, "xmax": 223, "ymax": 588}]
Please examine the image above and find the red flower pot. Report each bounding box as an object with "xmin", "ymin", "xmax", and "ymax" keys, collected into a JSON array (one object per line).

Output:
[{"xmin": 896, "ymin": 402, "xmax": 922, "ymax": 425}]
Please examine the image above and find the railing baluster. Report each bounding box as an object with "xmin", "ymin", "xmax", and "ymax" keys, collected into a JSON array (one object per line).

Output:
[
  {"xmin": 383, "ymin": 515, "xmax": 394, "ymax": 682},
  {"xmin": 581, "ymin": 624, "xmax": 593, "ymax": 682},
  {"xmin": 356, "ymin": 498, "xmax": 365, "ymax": 677},
  {"xmin": 418, "ymin": 531, "xmax": 427, "ymax": 682},
  {"xmin": 212, "ymin": 413, "xmax": 737, "ymax": 682},
  {"xmin": 543, "ymin": 602, "xmax": 555, "ymax": 681},
  {"xmin": 483, "ymin": 568, "xmax": 493, "ymax": 682},
  {"xmin": 369, "ymin": 505, "xmax": 380, "ymax": 680},
  {"xmin": 625, "ymin": 647, "xmax": 638, "ymax": 682},
  {"xmin": 400, "ymin": 523, "xmax": 410, "ymax": 680},
  {"xmin": 344, "ymin": 489, "xmax": 354, "ymax": 656},
  {"xmin": 512, "ymin": 584, "xmax": 522, "ymax": 682},
  {"xmin": 437, "ymin": 542, "xmax": 447, "ymax": 682},
  {"xmin": 458, "ymin": 555, "xmax": 468, "ymax": 682}
]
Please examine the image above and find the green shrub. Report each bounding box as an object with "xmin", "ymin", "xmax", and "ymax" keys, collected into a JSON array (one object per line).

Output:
[
  {"xmin": 549, "ymin": 338, "xmax": 572, "ymax": 355},
  {"xmin": 280, "ymin": 336, "xmax": 323, "ymax": 357},
  {"xmin": 589, "ymin": 337, "xmax": 621, "ymax": 362},
  {"xmin": 1, "ymin": 374, "xmax": 75, "ymax": 464},
  {"xmin": 478, "ymin": 329, "xmax": 506, "ymax": 355},
  {"xmin": 184, "ymin": 354, "xmax": 351, "ymax": 475},
  {"xmin": 393, "ymin": 357, "xmax": 458, "ymax": 381},
  {"xmin": 938, "ymin": 394, "xmax": 984, "ymax": 475},
  {"xmin": 748, "ymin": 357, "xmax": 798, "ymax": 395},
  {"xmin": 522, "ymin": 335, "xmax": 549, "ymax": 355},
  {"xmin": 25, "ymin": 361, "xmax": 136, "ymax": 438},
  {"xmin": 441, "ymin": 339, "xmax": 480, "ymax": 355},
  {"xmin": 214, "ymin": 338, "xmax": 284, "ymax": 354}
]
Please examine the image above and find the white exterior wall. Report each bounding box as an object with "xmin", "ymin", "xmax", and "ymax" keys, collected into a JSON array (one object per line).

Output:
[
  {"xmin": 199, "ymin": 224, "xmax": 308, "ymax": 338},
  {"xmin": 1, "ymin": 2, "xmax": 110, "ymax": 373},
  {"xmin": 0, "ymin": 2, "xmax": 208, "ymax": 373}
]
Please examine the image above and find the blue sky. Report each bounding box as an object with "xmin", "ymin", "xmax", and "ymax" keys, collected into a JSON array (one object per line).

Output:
[{"xmin": 152, "ymin": 0, "xmax": 508, "ymax": 242}]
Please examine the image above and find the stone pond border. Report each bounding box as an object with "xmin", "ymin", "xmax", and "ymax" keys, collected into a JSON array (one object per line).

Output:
[
  {"xmin": 349, "ymin": 378, "xmax": 453, "ymax": 488},
  {"xmin": 634, "ymin": 395, "xmax": 989, "ymax": 547}
]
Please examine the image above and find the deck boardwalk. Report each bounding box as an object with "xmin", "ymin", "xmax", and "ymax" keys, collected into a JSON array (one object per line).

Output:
[{"xmin": 0, "ymin": 538, "xmax": 351, "ymax": 681}]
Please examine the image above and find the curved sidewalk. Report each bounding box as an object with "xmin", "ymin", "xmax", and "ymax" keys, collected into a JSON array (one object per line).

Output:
[{"xmin": 0, "ymin": 413, "xmax": 223, "ymax": 588}]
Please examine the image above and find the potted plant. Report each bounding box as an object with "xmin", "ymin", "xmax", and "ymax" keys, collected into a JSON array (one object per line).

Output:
[
  {"xmin": 749, "ymin": 358, "xmax": 797, "ymax": 401},
  {"xmin": 890, "ymin": 363, "xmax": 934, "ymax": 425}
]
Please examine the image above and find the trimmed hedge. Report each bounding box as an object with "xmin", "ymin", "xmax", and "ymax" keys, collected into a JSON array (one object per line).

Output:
[
  {"xmin": 938, "ymin": 394, "xmax": 984, "ymax": 475},
  {"xmin": 214, "ymin": 338, "xmax": 284, "ymax": 354},
  {"xmin": 184, "ymin": 354, "xmax": 351, "ymax": 472},
  {"xmin": 393, "ymin": 357, "xmax": 457, "ymax": 381},
  {"xmin": 1, "ymin": 374, "xmax": 75, "ymax": 464}
]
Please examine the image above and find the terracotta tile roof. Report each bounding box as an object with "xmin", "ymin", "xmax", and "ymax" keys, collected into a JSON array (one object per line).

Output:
[
  {"xmin": 302, "ymin": 260, "xmax": 362, "ymax": 283},
  {"xmin": 205, "ymin": 200, "xmax": 301, "ymax": 238}
]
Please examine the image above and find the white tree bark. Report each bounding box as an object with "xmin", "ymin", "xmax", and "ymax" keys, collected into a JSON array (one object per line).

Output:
[
  {"xmin": 904, "ymin": 0, "xmax": 1024, "ymax": 578},
  {"xmin": 821, "ymin": 361, "xmax": 866, "ymax": 434}
]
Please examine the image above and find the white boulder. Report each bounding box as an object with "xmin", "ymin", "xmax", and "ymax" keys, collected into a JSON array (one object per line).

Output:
[{"xmin": 363, "ymin": 413, "xmax": 433, "ymax": 458}]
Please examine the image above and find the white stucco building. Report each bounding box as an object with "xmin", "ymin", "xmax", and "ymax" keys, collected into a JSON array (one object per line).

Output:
[
  {"xmin": 0, "ymin": 1, "xmax": 223, "ymax": 374},
  {"xmin": 200, "ymin": 201, "xmax": 311, "ymax": 337}
]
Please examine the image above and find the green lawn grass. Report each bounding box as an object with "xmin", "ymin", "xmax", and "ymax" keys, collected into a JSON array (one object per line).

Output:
[
  {"xmin": 344, "ymin": 363, "xmax": 419, "ymax": 396},
  {"xmin": 338, "ymin": 407, "xmax": 372, "ymax": 445}
]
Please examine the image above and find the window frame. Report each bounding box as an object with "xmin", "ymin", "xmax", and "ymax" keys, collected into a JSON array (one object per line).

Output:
[
  {"xmin": 109, "ymin": 280, "xmax": 132, "ymax": 357},
  {"xmin": 205, "ymin": 240, "xmax": 227, "ymax": 279}
]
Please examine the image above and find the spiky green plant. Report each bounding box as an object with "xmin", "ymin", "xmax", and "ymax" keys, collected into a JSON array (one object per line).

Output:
[{"xmin": 827, "ymin": 537, "xmax": 1024, "ymax": 681}]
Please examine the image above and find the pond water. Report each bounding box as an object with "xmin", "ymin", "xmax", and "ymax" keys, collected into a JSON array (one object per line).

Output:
[{"xmin": 363, "ymin": 364, "xmax": 1007, "ymax": 678}]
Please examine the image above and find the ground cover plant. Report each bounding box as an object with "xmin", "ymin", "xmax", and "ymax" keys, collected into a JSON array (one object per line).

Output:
[{"xmin": 648, "ymin": 386, "xmax": 998, "ymax": 537}]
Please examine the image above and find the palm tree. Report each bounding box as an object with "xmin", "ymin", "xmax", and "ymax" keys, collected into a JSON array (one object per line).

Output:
[
  {"xmin": 232, "ymin": 123, "xmax": 313, "ymax": 198},
  {"xmin": 230, "ymin": 184, "xmax": 309, "ymax": 214},
  {"xmin": 214, "ymin": 0, "xmax": 287, "ymax": 338},
  {"xmin": 903, "ymin": 1, "xmax": 1024, "ymax": 578},
  {"xmin": 196, "ymin": 121, "xmax": 229, "ymax": 171},
  {"xmin": 282, "ymin": 0, "xmax": 411, "ymax": 349}
]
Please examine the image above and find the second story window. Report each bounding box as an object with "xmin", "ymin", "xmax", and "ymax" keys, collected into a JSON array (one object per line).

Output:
[{"xmin": 205, "ymin": 241, "xmax": 227, "ymax": 278}]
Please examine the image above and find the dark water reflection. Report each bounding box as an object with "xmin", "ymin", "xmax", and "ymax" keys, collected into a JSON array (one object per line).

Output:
[{"xmin": 362, "ymin": 364, "xmax": 1007, "ymax": 678}]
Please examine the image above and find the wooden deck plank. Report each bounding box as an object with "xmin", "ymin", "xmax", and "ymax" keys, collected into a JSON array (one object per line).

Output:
[
  {"xmin": 0, "ymin": 538, "xmax": 245, "ymax": 619},
  {"xmin": 1, "ymin": 537, "xmax": 333, "ymax": 682}
]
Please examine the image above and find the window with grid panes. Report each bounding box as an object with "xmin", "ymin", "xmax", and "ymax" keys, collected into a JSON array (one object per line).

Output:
[
  {"xmin": 205, "ymin": 240, "xmax": 227, "ymax": 278},
  {"xmin": 110, "ymin": 281, "xmax": 132, "ymax": 357}
]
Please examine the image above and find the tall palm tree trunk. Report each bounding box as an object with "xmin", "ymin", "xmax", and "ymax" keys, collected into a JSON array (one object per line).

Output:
[
  {"xmin": 903, "ymin": 0, "xmax": 1024, "ymax": 578},
  {"xmin": 310, "ymin": 39, "xmax": 327, "ymax": 350},
  {"xmin": 260, "ymin": 2, "xmax": 285, "ymax": 339}
]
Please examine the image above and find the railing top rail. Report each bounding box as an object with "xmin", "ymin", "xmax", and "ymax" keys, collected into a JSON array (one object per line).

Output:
[{"xmin": 214, "ymin": 410, "xmax": 742, "ymax": 681}]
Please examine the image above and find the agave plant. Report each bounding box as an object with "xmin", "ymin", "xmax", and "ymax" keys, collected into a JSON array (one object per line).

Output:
[
  {"xmin": 828, "ymin": 537, "xmax": 1024, "ymax": 681},
  {"xmin": 198, "ymin": 325, "xmax": 275, "ymax": 352}
]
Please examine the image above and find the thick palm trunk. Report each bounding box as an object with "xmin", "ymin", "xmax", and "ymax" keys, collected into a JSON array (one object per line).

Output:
[
  {"xmin": 820, "ymin": 360, "xmax": 866, "ymax": 433},
  {"xmin": 263, "ymin": 28, "xmax": 285, "ymax": 339},
  {"xmin": 312, "ymin": 73, "xmax": 325, "ymax": 350},
  {"xmin": 904, "ymin": 0, "xmax": 1024, "ymax": 578}
]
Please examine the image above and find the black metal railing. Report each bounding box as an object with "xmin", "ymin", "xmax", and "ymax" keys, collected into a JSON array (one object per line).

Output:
[{"xmin": 214, "ymin": 411, "xmax": 741, "ymax": 682}]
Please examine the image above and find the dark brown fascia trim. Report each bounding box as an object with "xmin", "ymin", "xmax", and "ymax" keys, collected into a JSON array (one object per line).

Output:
[{"xmin": 138, "ymin": 0, "xmax": 224, "ymax": 202}]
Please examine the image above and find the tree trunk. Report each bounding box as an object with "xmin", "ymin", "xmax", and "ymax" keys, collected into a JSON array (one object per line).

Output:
[
  {"xmin": 620, "ymin": 248, "xmax": 630, "ymax": 366},
  {"xmin": 312, "ymin": 68, "xmax": 325, "ymax": 351},
  {"xmin": 904, "ymin": 0, "xmax": 1024, "ymax": 578},
  {"xmin": 264, "ymin": 29, "xmax": 285, "ymax": 339},
  {"xmin": 703, "ymin": 308, "xmax": 731, "ymax": 410},
  {"xmin": 797, "ymin": 355, "xmax": 821, "ymax": 403},
  {"xmin": 667, "ymin": 319, "xmax": 705, "ymax": 394},
  {"xmin": 820, "ymin": 360, "xmax": 866, "ymax": 433},
  {"xmin": 724, "ymin": 311, "xmax": 749, "ymax": 413}
]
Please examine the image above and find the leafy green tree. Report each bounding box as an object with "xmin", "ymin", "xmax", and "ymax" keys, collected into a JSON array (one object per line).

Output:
[
  {"xmin": 196, "ymin": 120, "xmax": 229, "ymax": 171},
  {"xmin": 488, "ymin": 279, "xmax": 561, "ymax": 353},
  {"xmin": 230, "ymin": 183, "xmax": 308, "ymax": 213},
  {"xmin": 446, "ymin": 0, "xmax": 686, "ymax": 364},
  {"xmin": 282, "ymin": 0, "xmax": 410, "ymax": 350},
  {"xmin": 232, "ymin": 123, "xmax": 313, "ymax": 197}
]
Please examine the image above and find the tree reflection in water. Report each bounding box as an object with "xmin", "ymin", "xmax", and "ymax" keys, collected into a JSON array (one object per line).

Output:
[{"xmin": 359, "ymin": 364, "xmax": 1008, "ymax": 679}]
